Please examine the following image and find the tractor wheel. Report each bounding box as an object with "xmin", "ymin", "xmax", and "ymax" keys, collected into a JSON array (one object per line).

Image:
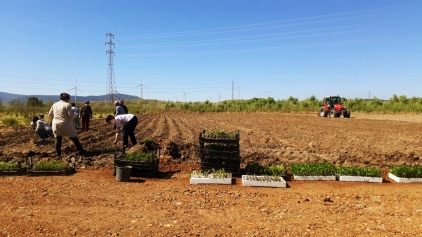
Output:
[
  {"xmin": 345, "ymin": 109, "xmax": 351, "ymax": 118},
  {"xmin": 319, "ymin": 106, "xmax": 327, "ymax": 117},
  {"xmin": 335, "ymin": 111, "xmax": 341, "ymax": 117},
  {"xmin": 330, "ymin": 109, "xmax": 336, "ymax": 118}
]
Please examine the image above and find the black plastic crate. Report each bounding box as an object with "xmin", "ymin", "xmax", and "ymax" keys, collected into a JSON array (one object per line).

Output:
[
  {"xmin": 0, "ymin": 168, "xmax": 27, "ymax": 176},
  {"xmin": 199, "ymin": 130, "xmax": 240, "ymax": 149},
  {"xmin": 113, "ymin": 149, "xmax": 160, "ymax": 177},
  {"xmin": 114, "ymin": 159, "xmax": 159, "ymax": 177},
  {"xmin": 200, "ymin": 155, "xmax": 241, "ymax": 176},
  {"xmin": 27, "ymin": 167, "xmax": 76, "ymax": 176},
  {"xmin": 199, "ymin": 149, "xmax": 240, "ymax": 160}
]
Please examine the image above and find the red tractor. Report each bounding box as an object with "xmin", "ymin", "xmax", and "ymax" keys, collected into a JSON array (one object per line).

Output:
[{"xmin": 319, "ymin": 95, "xmax": 351, "ymax": 118}]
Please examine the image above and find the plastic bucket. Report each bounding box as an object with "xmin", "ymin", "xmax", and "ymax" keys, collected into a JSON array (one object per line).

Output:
[{"xmin": 116, "ymin": 166, "xmax": 132, "ymax": 182}]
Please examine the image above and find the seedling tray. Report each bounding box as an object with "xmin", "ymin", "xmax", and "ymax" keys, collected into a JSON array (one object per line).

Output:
[
  {"xmin": 388, "ymin": 173, "xmax": 422, "ymax": 183},
  {"xmin": 242, "ymin": 175, "xmax": 286, "ymax": 188},
  {"xmin": 114, "ymin": 148, "xmax": 160, "ymax": 177},
  {"xmin": 200, "ymin": 161, "xmax": 241, "ymax": 177},
  {"xmin": 199, "ymin": 130, "xmax": 240, "ymax": 143},
  {"xmin": 293, "ymin": 175, "xmax": 336, "ymax": 181},
  {"xmin": 113, "ymin": 156, "xmax": 159, "ymax": 177},
  {"xmin": 339, "ymin": 175, "xmax": 383, "ymax": 183},
  {"xmin": 190, "ymin": 177, "xmax": 233, "ymax": 185},
  {"xmin": 0, "ymin": 168, "xmax": 27, "ymax": 176},
  {"xmin": 26, "ymin": 167, "xmax": 76, "ymax": 176},
  {"xmin": 199, "ymin": 149, "xmax": 240, "ymax": 159},
  {"xmin": 114, "ymin": 159, "xmax": 159, "ymax": 177}
]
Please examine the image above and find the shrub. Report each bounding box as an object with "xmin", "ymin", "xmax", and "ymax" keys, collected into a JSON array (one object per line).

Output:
[{"xmin": 2, "ymin": 118, "xmax": 19, "ymax": 126}]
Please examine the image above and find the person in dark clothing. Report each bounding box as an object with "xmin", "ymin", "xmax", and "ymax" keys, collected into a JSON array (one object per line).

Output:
[
  {"xmin": 80, "ymin": 101, "xmax": 92, "ymax": 132},
  {"xmin": 119, "ymin": 100, "xmax": 128, "ymax": 114},
  {"xmin": 106, "ymin": 114, "xmax": 138, "ymax": 147},
  {"xmin": 114, "ymin": 101, "xmax": 126, "ymax": 116}
]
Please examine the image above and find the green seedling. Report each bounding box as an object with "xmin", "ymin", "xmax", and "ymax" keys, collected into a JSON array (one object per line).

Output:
[
  {"xmin": 290, "ymin": 162, "xmax": 336, "ymax": 176},
  {"xmin": 390, "ymin": 166, "xmax": 422, "ymax": 178},
  {"xmin": 33, "ymin": 160, "xmax": 68, "ymax": 171},
  {"xmin": 337, "ymin": 166, "xmax": 382, "ymax": 177}
]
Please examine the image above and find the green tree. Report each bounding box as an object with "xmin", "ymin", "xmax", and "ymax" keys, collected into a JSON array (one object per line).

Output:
[{"xmin": 27, "ymin": 96, "xmax": 43, "ymax": 107}]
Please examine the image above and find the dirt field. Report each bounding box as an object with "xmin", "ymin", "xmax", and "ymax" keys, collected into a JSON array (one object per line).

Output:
[{"xmin": 1, "ymin": 113, "xmax": 422, "ymax": 236}]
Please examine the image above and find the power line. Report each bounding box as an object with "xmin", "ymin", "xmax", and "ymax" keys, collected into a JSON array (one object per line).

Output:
[
  {"xmin": 116, "ymin": 7, "xmax": 383, "ymax": 39},
  {"xmin": 119, "ymin": 37, "xmax": 392, "ymax": 57},
  {"xmin": 119, "ymin": 24, "xmax": 375, "ymax": 48}
]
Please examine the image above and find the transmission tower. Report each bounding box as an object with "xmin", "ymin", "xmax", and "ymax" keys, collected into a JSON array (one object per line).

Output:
[{"xmin": 105, "ymin": 33, "xmax": 116, "ymax": 102}]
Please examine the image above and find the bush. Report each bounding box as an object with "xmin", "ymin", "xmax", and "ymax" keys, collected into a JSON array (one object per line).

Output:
[{"xmin": 2, "ymin": 118, "xmax": 19, "ymax": 126}]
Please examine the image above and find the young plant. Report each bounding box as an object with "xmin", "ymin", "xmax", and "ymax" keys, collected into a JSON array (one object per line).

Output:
[
  {"xmin": 33, "ymin": 160, "xmax": 68, "ymax": 171},
  {"xmin": 246, "ymin": 163, "xmax": 285, "ymax": 176},
  {"xmin": 190, "ymin": 168, "xmax": 230, "ymax": 179},
  {"xmin": 244, "ymin": 175, "xmax": 282, "ymax": 182},
  {"xmin": 290, "ymin": 162, "xmax": 336, "ymax": 176},
  {"xmin": 203, "ymin": 130, "xmax": 238, "ymax": 139},
  {"xmin": 103, "ymin": 145, "xmax": 116, "ymax": 152},
  {"xmin": 139, "ymin": 137, "xmax": 153, "ymax": 144},
  {"xmin": 337, "ymin": 166, "xmax": 382, "ymax": 177},
  {"xmin": 122, "ymin": 151, "xmax": 154, "ymax": 162},
  {"xmin": 0, "ymin": 161, "xmax": 19, "ymax": 170},
  {"xmin": 390, "ymin": 166, "xmax": 422, "ymax": 178}
]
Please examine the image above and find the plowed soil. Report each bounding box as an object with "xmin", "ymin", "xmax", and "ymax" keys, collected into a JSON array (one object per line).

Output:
[{"xmin": 1, "ymin": 113, "xmax": 422, "ymax": 236}]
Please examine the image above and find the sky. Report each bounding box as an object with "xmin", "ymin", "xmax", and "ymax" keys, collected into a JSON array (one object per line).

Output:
[{"xmin": 1, "ymin": 0, "xmax": 421, "ymax": 102}]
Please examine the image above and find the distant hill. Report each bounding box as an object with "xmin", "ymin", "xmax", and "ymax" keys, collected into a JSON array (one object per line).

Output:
[{"xmin": 0, "ymin": 91, "xmax": 140, "ymax": 104}]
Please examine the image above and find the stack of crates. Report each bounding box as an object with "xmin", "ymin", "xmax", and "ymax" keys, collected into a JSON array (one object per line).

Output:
[{"xmin": 198, "ymin": 130, "xmax": 241, "ymax": 176}]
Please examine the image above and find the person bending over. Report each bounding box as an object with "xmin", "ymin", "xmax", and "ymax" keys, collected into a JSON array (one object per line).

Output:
[{"xmin": 106, "ymin": 114, "xmax": 138, "ymax": 147}]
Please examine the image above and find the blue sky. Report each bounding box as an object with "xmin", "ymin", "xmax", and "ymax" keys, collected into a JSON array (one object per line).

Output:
[{"xmin": 1, "ymin": 0, "xmax": 421, "ymax": 102}]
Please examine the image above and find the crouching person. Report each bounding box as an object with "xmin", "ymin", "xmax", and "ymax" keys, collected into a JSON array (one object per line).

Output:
[
  {"xmin": 48, "ymin": 93, "xmax": 86, "ymax": 156},
  {"xmin": 35, "ymin": 115, "xmax": 53, "ymax": 142},
  {"xmin": 106, "ymin": 114, "xmax": 138, "ymax": 147}
]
